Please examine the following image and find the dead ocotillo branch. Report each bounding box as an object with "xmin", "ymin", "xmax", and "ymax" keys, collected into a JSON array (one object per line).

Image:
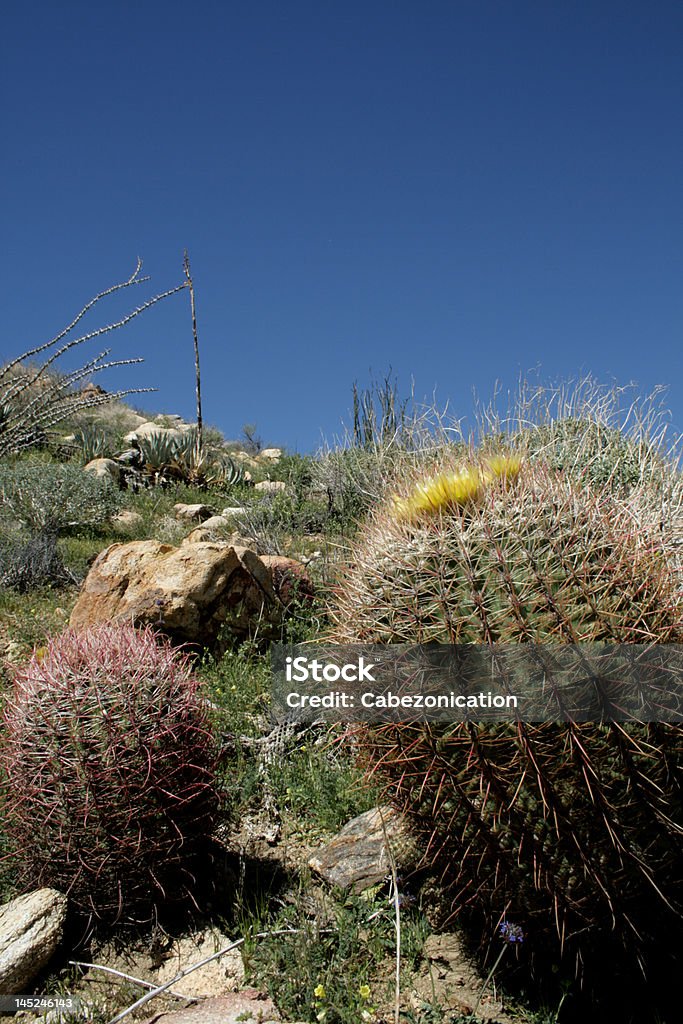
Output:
[{"xmin": 0, "ymin": 260, "xmax": 186, "ymax": 456}]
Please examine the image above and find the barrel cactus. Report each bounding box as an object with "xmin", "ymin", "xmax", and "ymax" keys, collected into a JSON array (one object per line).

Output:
[
  {"xmin": 329, "ymin": 451, "xmax": 683, "ymax": 1007},
  {"xmin": 0, "ymin": 624, "xmax": 222, "ymax": 925}
]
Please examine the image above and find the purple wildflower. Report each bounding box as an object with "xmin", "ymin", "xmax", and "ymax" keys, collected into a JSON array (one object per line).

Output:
[{"xmin": 499, "ymin": 920, "xmax": 524, "ymax": 944}]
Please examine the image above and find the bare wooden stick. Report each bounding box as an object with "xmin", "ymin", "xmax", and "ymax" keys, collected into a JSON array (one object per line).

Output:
[
  {"xmin": 378, "ymin": 807, "xmax": 402, "ymax": 1024},
  {"xmin": 183, "ymin": 250, "xmax": 203, "ymax": 459}
]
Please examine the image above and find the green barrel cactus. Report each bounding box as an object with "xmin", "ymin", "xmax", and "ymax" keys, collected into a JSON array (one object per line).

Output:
[{"xmin": 329, "ymin": 452, "xmax": 683, "ymax": 1009}]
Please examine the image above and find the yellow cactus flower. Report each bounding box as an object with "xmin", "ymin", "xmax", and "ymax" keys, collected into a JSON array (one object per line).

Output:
[
  {"xmin": 484, "ymin": 453, "xmax": 522, "ymax": 483},
  {"xmin": 392, "ymin": 455, "xmax": 522, "ymax": 522}
]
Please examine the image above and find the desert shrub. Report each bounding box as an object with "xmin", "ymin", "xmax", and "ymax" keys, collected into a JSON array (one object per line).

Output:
[
  {"xmin": 0, "ymin": 531, "xmax": 77, "ymax": 591},
  {"xmin": 328, "ymin": 451, "xmax": 683, "ymax": 1012},
  {"xmin": 0, "ymin": 461, "xmax": 120, "ymax": 533},
  {"xmin": 0, "ymin": 624, "xmax": 223, "ymax": 925}
]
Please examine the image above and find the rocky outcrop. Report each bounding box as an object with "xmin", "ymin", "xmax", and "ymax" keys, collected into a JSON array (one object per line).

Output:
[
  {"xmin": 69, "ymin": 540, "xmax": 312, "ymax": 647},
  {"xmin": 0, "ymin": 888, "xmax": 68, "ymax": 993}
]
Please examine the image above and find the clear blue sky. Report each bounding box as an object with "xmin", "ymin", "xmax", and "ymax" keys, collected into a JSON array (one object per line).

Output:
[{"xmin": 2, "ymin": 1, "xmax": 681, "ymax": 452}]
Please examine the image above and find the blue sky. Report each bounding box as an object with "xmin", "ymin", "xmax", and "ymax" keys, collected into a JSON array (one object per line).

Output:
[{"xmin": 2, "ymin": 1, "xmax": 681, "ymax": 452}]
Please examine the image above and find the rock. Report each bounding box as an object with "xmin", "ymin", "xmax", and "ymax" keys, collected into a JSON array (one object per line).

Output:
[
  {"xmin": 173, "ymin": 503, "xmax": 218, "ymax": 523},
  {"xmin": 231, "ymin": 451, "xmax": 261, "ymax": 472},
  {"xmin": 0, "ymin": 888, "xmax": 68, "ymax": 993},
  {"xmin": 155, "ymin": 929, "xmax": 245, "ymax": 999},
  {"xmin": 69, "ymin": 540, "xmax": 311, "ymax": 648},
  {"xmin": 83, "ymin": 458, "xmax": 121, "ymax": 486},
  {"xmin": 260, "ymin": 555, "xmax": 315, "ymax": 604},
  {"xmin": 309, "ymin": 807, "xmax": 416, "ymax": 891},
  {"xmin": 254, "ymin": 480, "xmax": 287, "ymax": 495},
  {"xmin": 112, "ymin": 509, "xmax": 143, "ymax": 530},
  {"xmin": 140, "ymin": 989, "xmax": 281, "ymax": 1024},
  {"xmin": 257, "ymin": 448, "xmax": 283, "ymax": 463},
  {"xmin": 196, "ymin": 515, "xmax": 230, "ymax": 532},
  {"xmin": 221, "ymin": 507, "xmax": 249, "ymax": 519},
  {"xmin": 123, "ymin": 422, "xmax": 186, "ymax": 444}
]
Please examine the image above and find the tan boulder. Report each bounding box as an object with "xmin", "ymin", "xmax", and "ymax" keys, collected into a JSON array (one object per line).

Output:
[
  {"xmin": 123, "ymin": 421, "xmax": 191, "ymax": 444},
  {"xmin": 257, "ymin": 447, "xmax": 283, "ymax": 463},
  {"xmin": 69, "ymin": 540, "xmax": 310, "ymax": 647},
  {"xmin": 83, "ymin": 458, "xmax": 122, "ymax": 486}
]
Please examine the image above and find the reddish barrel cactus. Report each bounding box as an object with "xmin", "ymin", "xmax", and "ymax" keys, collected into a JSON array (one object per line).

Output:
[{"xmin": 0, "ymin": 624, "xmax": 222, "ymax": 925}]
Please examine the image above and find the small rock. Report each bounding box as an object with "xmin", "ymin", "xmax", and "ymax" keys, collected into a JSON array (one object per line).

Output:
[
  {"xmin": 309, "ymin": 807, "xmax": 416, "ymax": 891},
  {"xmin": 173, "ymin": 503, "xmax": 218, "ymax": 523},
  {"xmin": 0, "ymin": 888, "xmax": 68, "ymax": 993},
  {"xmin": 254, "ymin": 480, "xmax": 287, "ymax": 494},
  {"xmin": 221, "ymin": 507, "xmax": 248, "ymax": 518}
]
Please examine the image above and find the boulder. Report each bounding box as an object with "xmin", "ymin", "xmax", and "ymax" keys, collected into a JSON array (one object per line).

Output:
[
  {"xmin": 0, "ymin": 888, "xmax": 68, "ymax": 993},
  {"xmin": 83, "ymin": 458, "xmax": 122, "ymax": 486},
  {"xmin": 123, "ymin": 422, "xmax": 186, "ymax": 444},
  {"xmin": 309, "ymin": 807, "xmax": 417, "ymax": 892},
  {"xmin": 69, "ymin": 540, "xmax": 311, "ymax": 648},
  {"xmin": 257, "ymin": 448, "xmax": 283, "ymax": 463},
  {"xmin": 174, "ymin": 503, "xmax": 218, "ymax": 523}
]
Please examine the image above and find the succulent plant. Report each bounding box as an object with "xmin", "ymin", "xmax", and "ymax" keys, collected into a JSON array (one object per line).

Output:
[
  {"xmin": 136, "ymin": 427, "xmax": 244, "ymax": 489},
  {"xmin": 329, "ymin": 452, "xmax": 683, "ymax": 1006},
  {"xmin": 0, "ymin": 624, "xmax": 222, "ymax": 925}
]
